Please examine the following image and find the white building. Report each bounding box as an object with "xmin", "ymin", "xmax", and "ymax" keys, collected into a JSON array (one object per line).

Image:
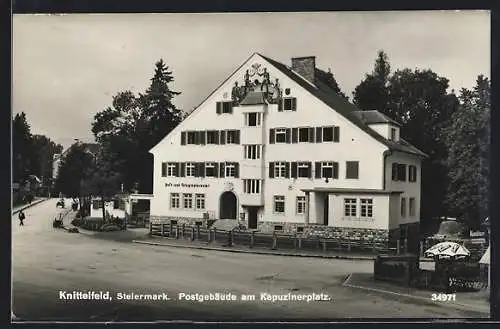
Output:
[{"xmin": 149, "ymin": 53, "xmax": 427, "ymax": 245}]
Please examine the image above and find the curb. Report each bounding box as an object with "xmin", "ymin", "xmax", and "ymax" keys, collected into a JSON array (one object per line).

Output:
[
  {"xmin": 12, "ymin": 198, "xmax": 49, "ymax": 215},
  {"xmin": 342, "ymin": 274, "xmax": 490, "ymax": 314},
  {"xmin": 132, "ymin": 239, "xmax": 376, "ymax": 260}
]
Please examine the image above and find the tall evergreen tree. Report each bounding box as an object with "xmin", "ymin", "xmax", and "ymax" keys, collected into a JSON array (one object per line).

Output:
[
  {"xmin": 54, "ymin": 143, "xmax": 95, "ymax": 198},
  {"xmin": 442, "ymin": 75, "xmax": 490, "ymax": 229},
  {"xmin": 315, "ymin": 67, "xmax": 348, "ymax": 100},
  {"xmin": 12, "ymin": 112, "xmax": 33, "ymax": 183}
]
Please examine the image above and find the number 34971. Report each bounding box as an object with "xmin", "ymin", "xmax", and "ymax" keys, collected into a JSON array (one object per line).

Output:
[{"xmin": 431, "ymin": 293, "xmax": 456, "ymax": 302}]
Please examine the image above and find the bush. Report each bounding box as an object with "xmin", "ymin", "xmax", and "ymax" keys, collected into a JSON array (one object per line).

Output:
[
  {"xmin": 101, "ymin": 224, "xmax": 120, "ymax": 232},
  {"xmin": 68, "ymin": 227, "xmax": 79, "ymax": 233},
  {"xmin": 71, "ymin": 218, "xmax": 84, "ymax": 227}
]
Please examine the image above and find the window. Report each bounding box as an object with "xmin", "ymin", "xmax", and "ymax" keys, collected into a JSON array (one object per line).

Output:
[
  {"xmin": 390, "ymin": 128, "xmax": 396, "ymax": 141},
  {"xmin": 346, "ymin": 161, "xmax": 359, "ymax": 179},
  {"xmin": 274, "ymin": 162, "xmax": 288, "ymax": 178},
  {"xmin": 243, "ymin": 179, "xmax": 261, "ymax": 194},
  {"xmin": 205, "ymin": 162, "xmax": 216, "ymax": 177},
  {"xmin": 195, "ymin": 194, "xmax": 205, "ymax": 210},
  {"xmin": 321, "ymin": 162, "xmax": 338, "ymax": 179},
  {"xmin": 170, "ymin": 193, "xmax": 180, "ymax": 209},
  {"xmin": 226, "ymin": 130, "xmax": 240, "ymax": 144},
  {"xmin": 409, "ymin": 165, "xmax": 417, "ymax": 182},
  {"xmin": 245, "ymin": 113, "xmax": 261, "ymax": 127},
  {"xmin": 298, "ymin": 127, "xmax": 309, "ymax": 142},
  {"xmin": 274, "ymin": 195, "xmax": 285, "ymax": 213},
  {"xmin": 322, "ymin": 126, "xmax": 334, "ymax": 142},
  {"xmin": 392, "ymin": 163, "xmax": 407, "ymax": 181},
  {"xmin": 297, "ymin": 162, "xmax": 310, "ymax": 178},
  {"xmin": 401, "ymin": 197, "xmax": 406, "ymax": 217},
  {"xmin": 360, "ymin": 199, "xmax": 373, "ymax": 218},
  {"xmin": 92, "ymin": 200, "xmax": 100, "ymax": 209},
  {"xmin": 183, "ymin": 193, "xmax": 193, "ymax": 209},
  {"xmin": 207, "ymin": 131, "xmax": 219, "ymax": 144},
  {"xmin": 185, "ymin": 162, "xmax": 196, "ymax": 177},
  {"xmin": 275, "ymin": 128, "xmax": 287, "ymax": 143},
  {"xmin": 113, "ymin": 199, "xmax": 120, "ymax": 209},
  {"xmin": 244, "ymin": 145, "xmax": 261, "ymax": 159},
  {"xmin": 409, "ymin": 197, "xmax": 416, "ymax": 217},
  {"xmin": 166, "ymin": 163, "xmax": 177, "ymax": 177},
  {"xmin": 187, "ymin": 131, "xmax": 197, "ymax": 144},
  {"xmin": 282, "ymin": 97, "xmax": 297, "ymax": 111},
  {"xmin": 216, "ymin": 101, "xmax": 233, "ymax": 114},
  {"xmin": 225, "ymin": 163, "xmax": 236, "ymax": 177},
  {"xmin": 344, "ymin": 198, "xmax": 357, "ymax": 217},
  {"xmin": 296, "ymin": 196, "xmax": 306, "ymax": 214}
]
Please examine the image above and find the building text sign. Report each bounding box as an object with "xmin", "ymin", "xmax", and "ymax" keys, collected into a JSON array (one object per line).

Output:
[{"xmin": 165, "ymin": 183, "xmax": 210, "ymax": 188}]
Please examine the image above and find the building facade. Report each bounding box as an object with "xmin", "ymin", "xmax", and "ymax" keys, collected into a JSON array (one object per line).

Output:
[{"xmin": 149, "ymin": 53, "xmax": 426, "ymax": 244}]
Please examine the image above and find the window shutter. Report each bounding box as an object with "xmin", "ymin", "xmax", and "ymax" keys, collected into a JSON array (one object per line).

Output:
[
  {"xmin": 195, "ymin": 131, "xmax": 200, "ymax": 145},
  {"xmin": 216, "ymin": 102, "xmax": 222, "ymax": 114},
  {"xmin": 308, "ymin": 162, "xmax": 312, "ymax": 178},
  {"xmin": 234, "ymin": 163, "xmax": 239, "ymax": 178},
  {"xmin": 278, "ymin": 99, "xmax": 283, "ymax": 112},
  {"xmin": 285, "ymin": 162, "xmax": 290, "ymax": 178},
  {"xmin": 161, "ymin": 162, "xmax": 167, "ymax": 177},
  {"xmin": 213, "ymin": 163, "xmax": 219, "ymax": 178},
  {"xmin": 285, "ymin": 128, "xmax": 291, "ymax": 143},
  {"xmin": 269, "ymin": 129, "xmax": 275, "ymax": 144},
  {"xmin": 219, "ymin": 130, "xmax": 225, "ymax": 145},
  {"xmin": 291, "ymin": 98, "xmax": 297, "ymax": 111},
  {"xmin": 333, "ymin": 162, "xmax": 339, "ymax": 179},
  {"xmin": 400, "ymin": 164, "xmax": 407, "ymax": 181},
  {"xmin": 291, "ymin": 128, "xmax": 298, "ymax": 143},
  {"xmin": 200, "ymin": 131, "xmax": 206, "ymax": 145},
  {"xmin": 175, "ymin": 163, "xmax": 180, "ymax": 177},
  {"xmin": 315, "ymin": 162, "xmax": 321, "ymax": 179},
  {"xmin": 269, "ymin": 162, "xmax": 275, "ymax": 178},
  {"xmin": 215, "ymin": 130, "xmax": 221, "ymax": 144},
  {"xmin": 235, "ymin": 130, "xmax": 240, "ymax": 144},
  {"xmin": 334, "ymin": 126, "xmax": 340, "ymax": 142},
  {"xmin": 228, "ymin": 103, "xmax": 233, "ymax": 114},
  {"xmin": 180, "ymin": 163, "xmax": 186, "ymax": 177},
  {"xmin": 193, "ymin": 163, "xmax": 199, "ymax": 177},
  {"xmin": 181, "ymin": 132, "xmax": 186, "ymax": 145},
  {"xmin": 392, "ymin": 163, "xmax": 398, "ymax": 181},
  {"xmin": 219, "ymin": 162, "xmax": 225, "ymax": 178},
  {"xmin": 291, "ymin": 162, "xmax": 298, "ymax": 178},
  {"xmin": 316, "ymin": 127, "xmax": 323, "ymax": 143},
  {"xmin": 198, "ymin": 163, "xmax": 205, "ymax": 177},
  {"xmin": 308, "ymin": 127, "xmax": 315, "ymax": 143}
]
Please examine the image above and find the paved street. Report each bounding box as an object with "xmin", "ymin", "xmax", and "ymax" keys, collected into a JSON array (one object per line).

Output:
[{"xmin": 12, "ymin": 199, "xmax": 488, "ymax": 321}]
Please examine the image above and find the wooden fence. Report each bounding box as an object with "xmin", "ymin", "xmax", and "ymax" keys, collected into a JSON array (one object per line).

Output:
[{"xmin": 149, "ymin": 222, "xmax": 396, "ymax": 255}]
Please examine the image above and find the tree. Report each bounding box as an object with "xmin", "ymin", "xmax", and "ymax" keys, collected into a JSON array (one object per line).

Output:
[
  {"xmin": 352, "ymin": 50, "xmax": 391, "ymax": 112},
  {"xmin": 29, "ymin": 134, "xmax": 63, "ymax": 187},
  {"xmin": 81, "ymin": 152, "xmax": 123, "ymax": 221},
  {"xmin": 442, "ymin": 75, "xmax": 490, "ymax": 229},
  {"xmin": 54, "ymin": 143, "xmax": 95, "ymax": 198},
  {"xmin": 12, "ymin": 112, "xmax": 33, "ymax": 183},
  {"xmin": 315, "ymin": 68, "xmax": 348, "ymax": 100},
  {"xmin": 91, "ymin": 59, "xmax": 183, "ymax": 193}
]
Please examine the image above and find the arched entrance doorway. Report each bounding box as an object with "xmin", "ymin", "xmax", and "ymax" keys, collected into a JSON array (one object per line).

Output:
[{"xmin": 219, "ymin": 191, "xmax": 237, "ymax": 219}]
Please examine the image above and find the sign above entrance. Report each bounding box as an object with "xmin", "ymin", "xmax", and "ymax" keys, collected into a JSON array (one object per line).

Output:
[{"xmin": 165, "ymin": 183, "xmax": 210, "ymax": 188}]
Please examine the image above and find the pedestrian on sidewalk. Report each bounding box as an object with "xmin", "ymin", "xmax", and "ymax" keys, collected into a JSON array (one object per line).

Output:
[{"xmin": 18, "ymin": 210, "xmax": 25, "ymax": 226}]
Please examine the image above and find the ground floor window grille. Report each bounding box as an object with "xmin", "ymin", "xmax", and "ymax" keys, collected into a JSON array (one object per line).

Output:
[
  {"xmin": 170, "ymin": 193, "xmax": 180, "ymax": 209},
  {"xmin": 195, "ymin": 194, "xmax": 205, "ymax": 210},
  {"xmin": 296, "ymin": 196, "xmax": 306, "ymax": 214},
  {"xmin": 360, "ymin": 198, "xmax": 373, "ymax": 218},
  {"xmin": 274, "ymin": 195, "xmax": 285, "ymax": 213},
  {"xmin": 344, "ymin": 198, "xmax": 357, "ymax": 217},
  {"xmin": 183, "ymin": 193, "xmax": 193, "ymax": 209}
]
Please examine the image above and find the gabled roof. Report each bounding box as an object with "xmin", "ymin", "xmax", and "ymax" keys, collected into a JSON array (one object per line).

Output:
[
  {"xmin": 239, "ymin": 91, "xmax": 267, "ymax": 105},
  {"xmin": 259, "ymin": 54, "xmax": 427, "ymax": 158},
  {"xmin": 352, "ymin": 110, "xmax": 401, "ymax": 127}
]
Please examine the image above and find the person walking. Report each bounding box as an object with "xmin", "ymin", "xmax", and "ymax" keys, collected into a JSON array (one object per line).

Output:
[{"xmin": 18, "ymin": 210, "xmax": 25, "ymax": 226}]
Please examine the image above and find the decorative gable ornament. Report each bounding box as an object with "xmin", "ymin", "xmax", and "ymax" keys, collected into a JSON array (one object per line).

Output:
[
  {"xmin": 231, "ymin": 64, "xmax": 283, "ymax": 106},
  {"xmin": 225, "ymin": 182, "xmax": 234, "ymax": 191}
]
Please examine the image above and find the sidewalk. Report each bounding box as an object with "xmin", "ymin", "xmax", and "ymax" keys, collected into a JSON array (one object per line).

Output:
[
  {"xmin": 132, "ymin": 236, "xmax": 377, "ymax": 260},
  {"xmin": 12, "ymin": 197, "xmax": 49, "ymax": 215},
  {"xmin": 343, "ymin": 272, "xmax": 490, "ymax": 315}
]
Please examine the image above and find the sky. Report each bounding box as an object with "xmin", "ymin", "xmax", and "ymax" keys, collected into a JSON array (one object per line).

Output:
[{"xmin": 13, "ymin": 11, "xmax": 490, "ymax": 150}]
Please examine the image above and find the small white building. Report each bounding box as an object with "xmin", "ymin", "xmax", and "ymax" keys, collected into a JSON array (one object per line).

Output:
[
  {"xmin": 90, "ymin": 197, "xmax": 127, "ymax": 219},
  {"xmin": 148, "ymin": 53, "xmax": 426, "ymax": 244}
]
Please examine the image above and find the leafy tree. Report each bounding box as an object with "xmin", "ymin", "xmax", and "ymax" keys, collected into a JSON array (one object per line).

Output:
[
  {"xmin": 91, "ymin": 59, "xmax": 183, "ymax": 193},
  {"xmin": 12, "ymin": 112, "xmax": 33, "ymax": 183},
  {"xmin": 29, "ymin": 134, "xmax": 63, "ymax": 186},
  {"xmin": 315, "ymin": 68, "xmax": 348, "ymax": 100},
  {"xmin": 442, "ymin": 75, "xmax": 490, "ymax": 229},
  {"xmin": 353, "ymin": 50, "xmax": 391, "ymax": 112},
  {"xmin": 54, "ymin": 143, "xmax": 95, "ymax": 198}
]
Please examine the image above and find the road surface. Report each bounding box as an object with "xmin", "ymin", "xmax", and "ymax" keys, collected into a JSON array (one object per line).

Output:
[{"xmin": 12, "ymin": 198, "xmax": 488, "ymax": 321}]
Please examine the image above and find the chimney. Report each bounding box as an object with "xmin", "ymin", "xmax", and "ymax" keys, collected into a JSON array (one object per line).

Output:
[{"xmin": 291, "ymin": 56, "xmax": 316, "ymax": 84}]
